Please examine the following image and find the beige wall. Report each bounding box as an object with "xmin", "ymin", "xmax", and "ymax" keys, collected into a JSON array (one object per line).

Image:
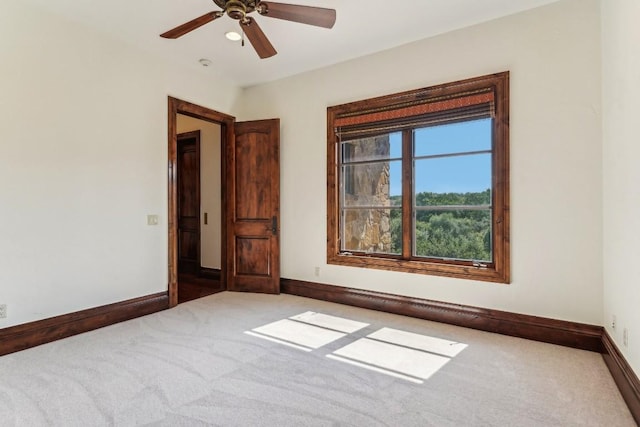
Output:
[
  {"xmin": 602, "ymin": 0, "xmax": 640, "ymax": 375},
  {"xmin": 0, "ymin": 0, "xmax": 239, "ymax": 327},
  {"xmin": 237, "ymin": 0, "xmax": 603, "ymax": 324},
  {"xmin": 176, "ymin": 115, "xmax": 222, "ymax": 270}
]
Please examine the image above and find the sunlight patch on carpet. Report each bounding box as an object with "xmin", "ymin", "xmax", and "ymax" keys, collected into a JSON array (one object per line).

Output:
[
  {"xmin": 289, "ymin": 311, "xmax": 369, "ymax": 333},
  {"xmin": 246, "ymin": 318, "xmax": 346, "ymax": 351},
  {"xmin": 245, "ymin": 313, "xmax": 467, "ymax": 383},
  {"xmin": 368, "ymin": 327, "xmax": 468, "ymax": 357},
  {"xmin": 327, "ymin": 327, "xmax": 467, "ymax": 383}
]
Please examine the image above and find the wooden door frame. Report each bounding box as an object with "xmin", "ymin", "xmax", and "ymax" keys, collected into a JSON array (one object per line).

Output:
[{"xmin": 168, "ymin": 97, "xmax": 235, "ymax": 308}]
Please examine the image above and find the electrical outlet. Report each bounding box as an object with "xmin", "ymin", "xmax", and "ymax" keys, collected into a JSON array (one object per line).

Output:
[
  {"xmin": 314, "ymin": 267, "xmax": 320, "ymax": 277},
  {"xmin": 0, "ymin": 304, "xmax": 6, "ymax": 319},
  {"xmin": 612, "ymin": 315, "xmax": 617, "ymax": 330},
  {"xmin": 147, "ymin": 214, "xmax": 159, "ymax": 226},
  {"xmin": 623, "ymin": 328, "xmax": 629, "ymax": 347}
]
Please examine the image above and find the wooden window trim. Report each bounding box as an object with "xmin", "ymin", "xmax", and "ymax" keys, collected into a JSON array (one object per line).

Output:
[{"xmin": 327, "ymin": 72, "xmax": 510, "ymax": 283}]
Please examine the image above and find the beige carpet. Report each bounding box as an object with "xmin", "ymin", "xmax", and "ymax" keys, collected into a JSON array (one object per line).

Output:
[{"xmin": 0, "ymin": 292, "xmax": 635, "ymax": 426}]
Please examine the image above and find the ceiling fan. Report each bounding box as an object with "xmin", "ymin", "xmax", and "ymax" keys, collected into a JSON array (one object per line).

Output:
[{"xmin": 160, "ymin": 1, "xmax": 336, "ymax": 59}]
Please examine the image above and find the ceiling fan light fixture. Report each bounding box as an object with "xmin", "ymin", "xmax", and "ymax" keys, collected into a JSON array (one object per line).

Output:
[{"xmin": 225, "ymin": 31, "xmax": 242, "ymax": 41}]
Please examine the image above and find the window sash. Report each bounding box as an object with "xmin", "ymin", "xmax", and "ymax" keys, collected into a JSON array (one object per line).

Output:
[{"xmin": 338, "ymin": 121, "xmax": 495, "ymax": 263}]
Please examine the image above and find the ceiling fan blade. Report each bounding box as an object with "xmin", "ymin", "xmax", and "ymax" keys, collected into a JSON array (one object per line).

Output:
[
  {"xmin": 160, "ymin": 11, "xmax": 221, "ymax": 39},
  {"xmin": 259, "ymin": 2, "xmax": 336, "ymax": 29},
  {"xmin": 240, "ymin": 17, "xmax": 277, "ymax": 59}
]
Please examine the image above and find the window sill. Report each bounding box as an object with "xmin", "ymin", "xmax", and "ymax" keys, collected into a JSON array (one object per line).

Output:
[{"xmin": 327, "ymin": 253, "xmax": 510, "ymax": 284}]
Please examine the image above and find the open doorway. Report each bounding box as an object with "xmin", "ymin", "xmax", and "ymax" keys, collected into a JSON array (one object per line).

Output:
[
  {"xmin": 168, "ymin": 98, "xmax": 235, "ymax": 307},
  {"xmin": 168, "ymin": 97, "xmax": 282, "ymax": 308},
  {"xmin": 176, "ymin": 116, "xmax": 223, "ymax": 303}
]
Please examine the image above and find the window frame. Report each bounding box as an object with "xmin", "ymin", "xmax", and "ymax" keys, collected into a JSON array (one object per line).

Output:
[{"xmin": 327, "ymin": 72, "xmax": 510, "ymax": 283}]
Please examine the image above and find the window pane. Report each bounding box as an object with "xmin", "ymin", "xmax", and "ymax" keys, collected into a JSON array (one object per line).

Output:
[
  {"xmin": 342, "ymin": 132, "xmax": 402, "ymax": 163},
  {"xmin": 343, "ymin": 160, "xmax": 401, "ymax": 207},
  {"xmin": 414, "ymin": 118, "xmax": 492, "ymax": 157},
  {"xmin": 342, "ymin": 208, "xmax": 401, "ymax": 255},
  {"xmin": 414, "ymin": 153, "xmax": 491, "ymax": 206},
  {"xmin": 414, "ymin": 210, "xmax": 492, "ymax": 262}
]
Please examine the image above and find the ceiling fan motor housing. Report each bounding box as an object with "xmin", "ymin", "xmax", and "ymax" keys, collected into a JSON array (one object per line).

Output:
[{"xmin": 214, "ymin": 0, "xmax": 258, "ymax": 20}]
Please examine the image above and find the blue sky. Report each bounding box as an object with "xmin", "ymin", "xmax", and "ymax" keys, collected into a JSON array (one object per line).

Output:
[{"xmin": 388, "ymin": 118, "xmax": 492, "ymax": 196}]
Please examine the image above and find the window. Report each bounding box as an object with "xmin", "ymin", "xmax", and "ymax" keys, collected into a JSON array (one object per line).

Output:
[{"xmin": 327, "ymin": 72, "xmax": 510, "ymax": 283}]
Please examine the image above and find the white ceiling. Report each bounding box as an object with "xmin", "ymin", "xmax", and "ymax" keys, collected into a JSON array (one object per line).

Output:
[{"xmin": 23, "ymin": 0, "xmax": 560, "ymax": 88}]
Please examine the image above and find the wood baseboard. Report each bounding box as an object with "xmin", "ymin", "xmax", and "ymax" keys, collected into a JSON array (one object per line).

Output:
[
  {"xmin": 199, "ymin": 267, "xmax": 222, "ymax": 281},
  {"xmin": 0, "ymin": 292, "xmax": 169, "ymax": 356},
  {"xmin": 602, "ymin": 331, "xmax": 640, "ymax": 424},
  {"xmin": 280, "ymin": 279, "xmax": 604, "ymax": 352}
]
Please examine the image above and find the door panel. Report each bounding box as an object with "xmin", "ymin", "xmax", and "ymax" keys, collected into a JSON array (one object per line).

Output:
[
  {"xmin": 177, "ymin": 131, "xmax": 201, "ymax": 274},
  {"xmin": 236, "ymin": 134, "xmax": 271, "ymax": 220},
  {"xmin": 236, "ymin": 236, "xmax": 270, "ymax": 275},
  {"xmin": 226, "ymin": 119, "xmax": 280, "ymax": 293}
]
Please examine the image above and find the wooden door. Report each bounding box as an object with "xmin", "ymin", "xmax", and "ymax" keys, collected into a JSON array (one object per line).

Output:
[
  {"xmin": 177, "ymin": 131, "xmax": 201, "ymax": 274},
  {"xmin": 226, "ymin": 119, "xmax": 280, "ymax": 293}
]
